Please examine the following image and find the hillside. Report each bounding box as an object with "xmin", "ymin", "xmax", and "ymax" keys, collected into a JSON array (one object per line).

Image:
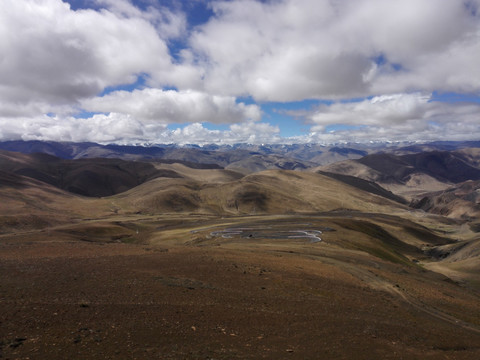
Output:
[
  {"xmin": 319, "ymin": 150, "xmax": 480, "ymax": 199},
  {"xmin": 424, "ymin": 236, "xmax": 480, "ymax": 289},
  {"xmin": 354, "ymin": 151, "xmax": 480, "ymax": 184},
  {"xmin": 411, "ymin": 180, "xmax": 480, "ymax": 219},
  {"xmin": 114, "ymin": 170, "xmax": 407, "ymax": 216},
  {"xmin": 225, "ymin": 154, "xmax": 311, "ymax": 174},
  {"xmin": 0, "ymin": 170, "xmax": 109, "ymax": 233},
  {"xmin": 317, "ymin": 171, "xmax": 407, "ymax": 204},
  {"xmin": 0, "ymin": 150, "xmax": 181, "ymax": 197}
]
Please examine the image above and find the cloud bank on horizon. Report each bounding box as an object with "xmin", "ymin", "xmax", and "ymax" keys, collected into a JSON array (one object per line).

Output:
[{"xmin": 0, "ymin": 0, "xmax": 479, "ymax": 145}]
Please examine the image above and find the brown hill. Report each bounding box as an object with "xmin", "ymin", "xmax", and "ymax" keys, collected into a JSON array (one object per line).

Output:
[
  {"xmin": 115, "ymin": 170, "xmax": 407, "ymax": 216},
  {"xmin": 318, "ymin": 149, "xmax": 480, "ymax": 200},
  {"xmin": 411, "ymin": 180, "xmax": 480, "ymax": 219},
  {"xmin": 354, "ymin": 151, "xmax": 480, "ymax": 184},
  {"xmin": 0, "ymin": 150, "xmax": 181, "ymax": 197},
  {"xmin": 152, "ymin": 162, "xmax": 244, "ymax": 184},
  {"xmin": 400, "ymin": 151, "xmax": 480, "ymax": 183},
  {"xmin": 225, "ymin": 154, "xmax": 311, "ymax": 174},
  {"xmin": 455, "ymin": 147, "xmax": 480, "ymax": 168},
  {"xmin": 424, "ymin": 236, "xmax": 480, "ymax": 288},
  {"xmin": 317, "ymin": 170, "xmax": 407, "ymax": 204},
  {"xmin": 0, "ymin": 170, "xmax": 108, "ymax": 233}
]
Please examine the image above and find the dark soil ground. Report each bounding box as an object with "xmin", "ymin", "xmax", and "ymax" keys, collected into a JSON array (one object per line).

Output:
[{"xmin": 2, "ymin": 225, "xmax": 480, "ymax": 360}]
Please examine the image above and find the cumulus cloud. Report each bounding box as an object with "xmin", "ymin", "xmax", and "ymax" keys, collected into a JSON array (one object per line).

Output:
[
  {"xmin": 95, "ymin": 0, "xmax": 187, "ymax": 39},
  {"xmin": 0, "ymin": 115, "xmax": 279, "ymax": 145},
  {"xmin": 82, "ymin": 89, "xmax": 261, "ymax": 124},
  {"xmin": 188, "ymin": 0, "xmax": 480, "ymax": 101},
  {"xmin": 166, "ymin": 121, "xmax": 281, "ymax": 145},
  {"xmin": 301, "ymin": 93, "xmax": 480, "ymax": 143},
  {"xmin": 307, "ymin": 93, "xmax": 432, "ymax": 130},
  {"xmin": 0, "ymin": 0, "xmax": 181, "ymax": 115},
  {"xmin": 0, "ymin": 113, "xmax": 167, "ymax": 144}
]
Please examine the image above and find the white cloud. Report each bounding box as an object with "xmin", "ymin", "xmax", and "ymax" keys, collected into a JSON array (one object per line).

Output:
[
  {"xmin": 0, "ymin": 113, "xmax": 167, "ymax": 144},
  {"xmin": 308, "ymin": 93, "xmax": 431, "ymax": 130},
  {"xmin": 0, "ymin": 115, "xmax": 279, "ymax": 145},
  {"xmin": 95, "ymin": 0, "xmax": 187, "ymax": 39},
  {"xmin": 188, "ymin": 0, "xmax": 480, "ymax": 101},
  {"xmin": 228, "ymin": 121, "xmax": 281, "ymax": 144},
  {"xmin": 0, "ymin": 0, "xmax": 178, "ymax": 115},
  {"xmin": 302, "ymin": 93, "xmax": 480, "ymax": 143},
  {"xmin": 166, "ymin": 121, "xmax": 280, "ymax": 145},
  {"xmin": 188, "ymin": 0, "xmax": 370, "ymax": 100},
  {"xmin": 82, "ymin": 88, "xmax": 261, "ymax": 124}
]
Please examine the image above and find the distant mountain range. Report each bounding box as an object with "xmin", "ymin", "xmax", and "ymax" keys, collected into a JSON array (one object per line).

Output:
[{"xmin": 1, "ymin": 139, "xmax": 480, "ymax": 168}]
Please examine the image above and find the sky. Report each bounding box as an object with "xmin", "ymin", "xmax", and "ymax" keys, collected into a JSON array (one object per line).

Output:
[{"xmin": 1, "ymin": 0, "xmax": 479, "ymax": 145}]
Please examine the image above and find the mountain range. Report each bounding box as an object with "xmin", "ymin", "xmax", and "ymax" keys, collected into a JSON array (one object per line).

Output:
[{"xmin": 1, "ymin": 139, "xmax": 479, "ymax": 165}]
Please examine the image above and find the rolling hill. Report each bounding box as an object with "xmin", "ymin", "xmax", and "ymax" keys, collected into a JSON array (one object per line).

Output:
[
  {"xmin": 0, "ymin": 170, "xmax": 107, "ymax": 233},
  {"xmin": 0, "ymin": 150, "xmax": 181, "ymax": 197},
  {"xmin": 109, "ymin": 169, "xmax": 409, "ymax": 216},
  {"xmin": 318, "ymin": 149, "xmax": 480, "ymax": 200},
  {"xmin": 411, "ymin": 180, "xmax": 480, "ymax": 219}
]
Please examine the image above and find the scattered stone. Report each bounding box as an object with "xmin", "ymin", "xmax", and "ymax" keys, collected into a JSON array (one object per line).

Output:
[{"xmin": 9, "ymin": 337, "xmax": 26, "ymax": 348}]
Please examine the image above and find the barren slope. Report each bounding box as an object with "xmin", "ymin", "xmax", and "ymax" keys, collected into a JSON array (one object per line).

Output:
[
  {"xmin": 225, "ymin": 154, "xmax": 310, "ymax": 174},
  {"xmin": 318, "ymin": 150, "xmax": 480, "ymax": 200},
  {"xmin": 2, "ymin": 213, "xmax": 480, "ymax": 359},
  {"xmin": 411, "ymin": 180, "xmax": 480, "ymax": 219},
  {"xmin": 115, "ymin": 170, "xmax": 407, "ymax": 216},
  {"xmin": 0, "ymin": 150, "xmax": 180, "ymax": 197},
  {"xmin": 153, "ymin": 162, "xmax": 244, "ymax": 183}
]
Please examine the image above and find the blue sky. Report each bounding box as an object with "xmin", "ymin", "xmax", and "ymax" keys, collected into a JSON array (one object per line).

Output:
[{"xmin": 0, "ymin": 0, "xmax": 479, "ymax": 144}]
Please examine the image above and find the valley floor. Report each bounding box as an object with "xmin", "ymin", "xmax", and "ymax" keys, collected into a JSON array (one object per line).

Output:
[{"xmin": 1, "ymin": 214, "xmax": 480, "ymax": 359}]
